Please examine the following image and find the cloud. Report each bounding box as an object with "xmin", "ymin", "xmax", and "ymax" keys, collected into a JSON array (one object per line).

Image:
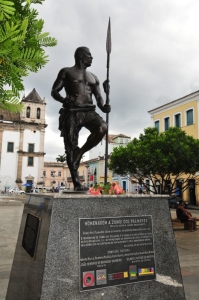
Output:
[{"xmin": 24, "ymin": 0, "xmax": 199, "ymax": 161}]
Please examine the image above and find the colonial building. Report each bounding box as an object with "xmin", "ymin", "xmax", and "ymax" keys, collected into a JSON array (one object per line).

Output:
[
  {"xmin": 43, "ymin": 162, "xmax": 66, "ymax": 188},
  {"xmin": 148, "ymin": 89, "xmax": 199, "ymax": 205},
  {"xmin": 89, "ymin": 134, "xmax": 131, "ymax": 159},
  {"xmin": 84, "ymin": 157, "xmax": 112, "ymax": 187},
  {"xmin": 0, "ymin": 88, "xmax": 47, "ymax": 191}
]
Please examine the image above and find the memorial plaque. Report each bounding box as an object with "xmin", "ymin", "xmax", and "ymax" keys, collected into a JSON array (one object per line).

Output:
[
  {"xmin": 79, "ymin": 216, "xmax": 156, "ymax": 291},
  {"xmin": 22, "ymin": 213, "xmax": 41, "ymax": 259}
]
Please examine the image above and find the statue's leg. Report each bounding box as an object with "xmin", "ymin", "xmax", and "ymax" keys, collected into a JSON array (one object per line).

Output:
[
  {"xmin": 73, "ymin": 121, "xmax": 107, "ymax": 170},
  {"xmin": 64, "ymin": 126, "xmax": 88, "ymax": 190},
  {"xmin": 66, "ymin": 151, "xmax": 88, "ymax": 190}
]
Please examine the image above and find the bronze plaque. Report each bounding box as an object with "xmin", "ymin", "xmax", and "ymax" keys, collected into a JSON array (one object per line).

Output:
[
  {"xmin": 79, "ymin": 216, "xmax": 156, "ymax": 291},
  {"xmin": 22, "ymin": 213, "xmax": 41, "ymax": 259}
]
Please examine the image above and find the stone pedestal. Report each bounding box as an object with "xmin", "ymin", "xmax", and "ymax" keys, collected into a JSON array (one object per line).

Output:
[{"xmin": 6, "ymin": 194, "xmax": 185, "ymax": 300}]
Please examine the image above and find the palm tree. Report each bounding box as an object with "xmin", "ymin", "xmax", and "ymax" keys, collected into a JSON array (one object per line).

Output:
[{"xmin": 56, "ymin": 154, "xmax": 66, "ymax": 162}]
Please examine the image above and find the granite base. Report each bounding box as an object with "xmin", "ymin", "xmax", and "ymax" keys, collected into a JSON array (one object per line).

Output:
[{"xmin": 6, "ymin": 194, "xmax": 185, "ymax": 300}]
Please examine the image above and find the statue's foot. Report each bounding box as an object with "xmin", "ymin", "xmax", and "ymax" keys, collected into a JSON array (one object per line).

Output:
[
  {"xmin": 74, "ymin": 183, "xmax": 89, "ymax": 191},
  {"xmin": 73, "ymin": 147, "xmax": 82, "ymax": 170}
]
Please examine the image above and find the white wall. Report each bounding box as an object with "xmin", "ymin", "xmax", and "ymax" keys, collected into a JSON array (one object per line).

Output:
[
  {"xmin": 89, "ymin": 139, "xmax": 126, "ymax": 159},
  {"xmin": 22, "ymin": 156, "xmax": 39, "ymax": 185},
  {"xmin": 0, "ymin": 131, "xmax": 19, "ymax": 179},
  {"xmin": 89, "ymin": 139, "xmax": 105, "ymax": 159},
  {"xmin": 22, "ymin": 129, "xmax": 41, "ymax": 184},
  {"xmin": 23, "ymin": 129, "xmax": 40, "ymax": 152}
]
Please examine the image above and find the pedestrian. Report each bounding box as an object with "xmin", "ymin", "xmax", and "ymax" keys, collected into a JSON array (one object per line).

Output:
[
  {"xmin": 138, "ymin": 185, "xmax": 142, "ymax": 194},
  {"xmin": 175, "ymin": 186, "xmax": 180, "ymax": 197},
  {"xmin": 176, "ymin": 200, "xmax": 195, "ymax": 231}
]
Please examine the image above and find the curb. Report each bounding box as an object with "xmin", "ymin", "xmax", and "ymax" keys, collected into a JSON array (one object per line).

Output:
[{"xmin": 0, "ymin": 200, "xmax": 22, "ymax": 206}]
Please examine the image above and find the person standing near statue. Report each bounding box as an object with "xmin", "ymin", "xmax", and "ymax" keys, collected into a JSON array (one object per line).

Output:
[{"xmin": 51, "ymin": 47, "xmax": 111, "ymax": 190}]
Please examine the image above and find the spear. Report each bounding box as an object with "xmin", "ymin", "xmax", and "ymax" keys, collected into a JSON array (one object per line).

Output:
[{"xmin": 104, "ymin": 18, "xmax": 111, "ymax": 185}]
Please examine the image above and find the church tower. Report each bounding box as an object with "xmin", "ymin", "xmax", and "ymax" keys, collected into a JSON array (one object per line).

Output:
[{"xmin": 0, "ymin": 88, "xmax": 47, "ymax": 191}]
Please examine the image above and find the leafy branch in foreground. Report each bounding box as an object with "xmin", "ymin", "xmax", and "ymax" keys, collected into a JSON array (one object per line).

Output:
[{"xmin": 0, "ymin": 0, "xmax": 57, "ymax": 112}]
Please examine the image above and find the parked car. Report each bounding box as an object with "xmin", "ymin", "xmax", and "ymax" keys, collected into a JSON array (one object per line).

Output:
[
  {"xmin": 30, "ymin": 188, "xmax": 48, "ymax": 193},
  {"xmin": 9, "ymin": 188, "xmax": 26, "ymax": 194},
  {"xmin": 168, "ymin": 196, "xmax": 188, "ymax": 208}
]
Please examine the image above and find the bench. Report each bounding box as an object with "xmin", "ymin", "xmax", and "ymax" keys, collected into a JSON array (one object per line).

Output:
[{"xmin": 172, "ymin": 218, "xmax": 199, "ymax": 230}]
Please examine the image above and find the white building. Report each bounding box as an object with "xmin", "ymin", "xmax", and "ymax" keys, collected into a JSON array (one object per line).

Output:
[
  {"xmin": 89, "ymin": 134, "xmax": 131, "ymax": 159},
  {"xmin": 0, "ymin": 88, "xmax": 47, "ymax": 191}
]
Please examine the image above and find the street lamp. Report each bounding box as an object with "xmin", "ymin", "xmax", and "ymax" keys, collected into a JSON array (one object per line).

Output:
[
  {"xmin": 86, "ymin": 165, "xmax": 89, "ymax": 187},
  {"xmin": 40, "ymin": 176, "xmax": 46, "ymax": 191}
]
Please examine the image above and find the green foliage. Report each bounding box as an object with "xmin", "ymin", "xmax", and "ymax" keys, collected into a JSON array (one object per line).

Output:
[
  {"xmin": 0, "ymin": 0, "xmax": 57, "ymax": 112},
  {"xmin": 56, "ymin": 154, "xmax": 66, "ymax": 163},
  {"xmin": 109, "ymin": 127, "xmax": 199, "ymax": 194}
]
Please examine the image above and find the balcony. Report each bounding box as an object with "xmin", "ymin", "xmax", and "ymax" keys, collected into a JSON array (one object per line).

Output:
[{"xmin": 67, "ymin": 176, "xmax": 85, "ymax": 182}]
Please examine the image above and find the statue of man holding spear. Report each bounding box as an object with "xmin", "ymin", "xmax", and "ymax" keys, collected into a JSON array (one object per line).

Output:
[{"xmin": 51, "ymin": 43, "xmax": 111, "ymax": 190}]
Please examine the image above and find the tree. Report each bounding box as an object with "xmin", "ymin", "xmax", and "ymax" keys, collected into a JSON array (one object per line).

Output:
[
  {"xmin": 0, "ymin": 0, "xmax": 57, "ymax": 112},
  {"xmin": 109, "ymin": 127, "xmax": 199, "ymax": 194},
  {"xmin": 56, "ymin": 154, "xmax": 66, "ymax": 163}
]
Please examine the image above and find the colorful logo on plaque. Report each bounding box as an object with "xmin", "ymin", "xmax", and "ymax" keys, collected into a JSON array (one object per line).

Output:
[
  {"xmin": 129, "ymin": 265, "xmax": 137, "ymax": 280},
  {"xmin": 96, "ymin": 269, "xmax": 107, "ymax": 285},
  {"xmin": 108, "ymin": 271, "xmax": 128, "ymax": 280},
  {"xmin": 138, "ymin": 267, "xmax": 155, "ymax": 276},
  {"xmin": 83, "ymin": 271, "xmax": 95, "ymax": 287}
]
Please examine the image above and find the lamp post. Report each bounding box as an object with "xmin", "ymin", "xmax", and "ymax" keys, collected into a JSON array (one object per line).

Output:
[
  {"xmin": 40, "ymin": 176, "xmax": 46, "ymax": 192},
  {"xmin": 94, "ymin": 167, "xmax": 97, "ymax": 185},
  {"xmin": 86, "ymin": 165, "xmax": 89, "ymax": 188}
]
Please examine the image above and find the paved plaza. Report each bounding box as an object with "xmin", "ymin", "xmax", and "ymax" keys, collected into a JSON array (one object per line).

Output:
[{"xmin": 0, "ymin": 205, "xmax": 199, "ymax": 300}]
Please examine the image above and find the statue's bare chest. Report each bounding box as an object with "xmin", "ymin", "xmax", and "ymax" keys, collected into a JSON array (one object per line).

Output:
[{"xmin": 66, "ymin": 70, "xmax": 96, "ymax": 87}]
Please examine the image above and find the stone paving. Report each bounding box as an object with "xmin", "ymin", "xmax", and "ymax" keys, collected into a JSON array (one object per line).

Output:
[
  {"xmin": 0, "ymin": 206, "xmax": 23, "ymax": 300},
  {"xmin": 0, "ymin": 206, "xmax": 199, "ymax": 300}
]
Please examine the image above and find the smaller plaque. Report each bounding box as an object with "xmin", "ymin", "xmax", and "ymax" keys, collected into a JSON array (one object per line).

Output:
[{"xmin": 22, "ymin": 213, "xmax": 41, "ymax": 259}]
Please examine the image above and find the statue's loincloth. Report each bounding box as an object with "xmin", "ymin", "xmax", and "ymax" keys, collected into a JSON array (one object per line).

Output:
[{"xmin": 59, "ymin": 106, "xmax": 106, "ymax": 152}]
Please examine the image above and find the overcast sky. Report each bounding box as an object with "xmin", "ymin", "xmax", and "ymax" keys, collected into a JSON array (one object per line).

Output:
[{"xmin": 23, "ymin": 0, "xmax": 199, "ymax": 161}]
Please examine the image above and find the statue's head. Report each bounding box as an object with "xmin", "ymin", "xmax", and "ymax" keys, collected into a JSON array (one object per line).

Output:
[{"xmin": 74, "ymin": 47, "xmax": 93, "ymax": 67}]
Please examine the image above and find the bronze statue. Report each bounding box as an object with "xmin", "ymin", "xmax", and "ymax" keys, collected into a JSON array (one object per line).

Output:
[{"xmin": 51, "ymin": 47, "xmax": 111, "ymax": 190}]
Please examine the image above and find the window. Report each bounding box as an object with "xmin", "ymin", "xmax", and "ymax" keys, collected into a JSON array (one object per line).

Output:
[
  {"xmin": 187, "ymin": 109, "xmax": 193, "ymax": 125},
  {"xmin": 164, "ymin": 117, "xmax": 170, "ymax": 131},
  {"xmin": 7, "ymin": 142, "xmax": 14, "ymax": 152},
  {"xmin": 28, "ymin": 157, "xmax": 33, "ymax": 166},
  {"xmin": 154, "ymin": 120, "xmax": 160, "ymax": 132},
  {"xmin": 174, "ymin": 114, "xmax": 181, "ymax": 127},
  {"xmin": 58, "ymin": 171, "xmax": 61, "ymax": 177},
  {"xmin": 37, "ymin": 108, "xmax": 41, "ymax": 119},
  {"xmin": 26, "ymin": 106, "xmax": 30, "ymax": 118},
  {"xmin": 28, "ymin": 143, "xmax": 34, "ymax": 153},
  {"xmin": 43, "ymin": 171, "xmax": 46, "ymax": 176},
  {"xmin": 51, "ymin": 171, "xmax": 55, "ymax": 177},
  {"xmin": 120, "ymin": 138, "xmax": 123, "ymax": 144}
]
